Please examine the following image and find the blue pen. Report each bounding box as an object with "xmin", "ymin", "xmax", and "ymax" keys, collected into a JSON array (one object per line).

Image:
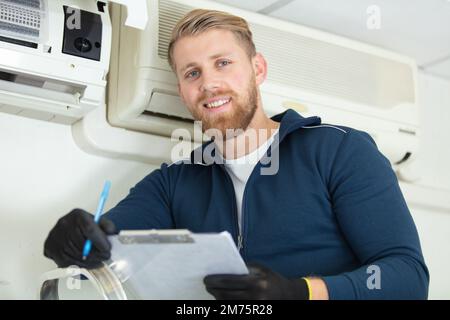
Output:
[{"xmin": 82, "ymin": 180, "xmax": 111, "ymax": 261}]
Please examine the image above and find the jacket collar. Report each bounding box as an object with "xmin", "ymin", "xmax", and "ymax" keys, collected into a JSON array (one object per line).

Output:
[
  {"xmin": 190, "ymin": 109, "xmax": 321, "ymax": 165},
  {"xmin": 271, "ymin": 109, "xmax": 321, "ymax": 142}
]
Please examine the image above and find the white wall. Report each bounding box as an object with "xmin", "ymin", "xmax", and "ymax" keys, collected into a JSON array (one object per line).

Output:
[
  {"xmin": 0, "ymin": 113, "xmax": 157, "ymax": 299},
  {"xmin": 0, "ymin": 72, "xmax": 449, "ymax": 299},
  {"xmin": 412, "ymin": 207, "xmax": 450, "ymax": 299},
  {"xmin": 414, "ymin": 73, "xmax": 450, "ymax": 192},
  {"xmin": 403, "ymin": 72, "xmax": 450, "ymax": 299}
]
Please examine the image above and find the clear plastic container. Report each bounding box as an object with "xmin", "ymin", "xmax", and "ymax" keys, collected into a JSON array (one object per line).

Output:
[{"xmin": 38, "ymin": 263, "xmax": 131, "ymax": 300}]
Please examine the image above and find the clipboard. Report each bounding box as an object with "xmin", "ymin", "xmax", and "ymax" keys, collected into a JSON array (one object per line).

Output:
[{"xmin": 107, "ymin": 229, "xmax": 249, "ymax": 300}]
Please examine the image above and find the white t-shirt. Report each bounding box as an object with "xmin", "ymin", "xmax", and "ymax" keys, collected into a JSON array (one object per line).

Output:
[{"xmin": 218, "ymin": 129, "xmax": 279, "ymax": 233}]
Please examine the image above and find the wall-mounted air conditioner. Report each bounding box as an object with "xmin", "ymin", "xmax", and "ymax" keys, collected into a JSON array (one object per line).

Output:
[{"xmin": 0, "ymin": 0, "xmax": 111, "ymax": 124}]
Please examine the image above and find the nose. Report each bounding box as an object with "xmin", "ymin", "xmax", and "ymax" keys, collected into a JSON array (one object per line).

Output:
[{"xmin": 199, "ymin": 70, "xmax": 222, "ymax": 93}]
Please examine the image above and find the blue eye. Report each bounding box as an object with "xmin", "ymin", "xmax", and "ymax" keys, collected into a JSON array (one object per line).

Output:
[
  {"xmin": 186, "ymin": 70, "xmax": 199, "ymax": 79},
  {"xmin": 218, "ymin": 60, "xmax": 231, "ymax": 67}
]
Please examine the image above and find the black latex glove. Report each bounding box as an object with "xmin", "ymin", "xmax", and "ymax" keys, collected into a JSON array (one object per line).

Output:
[
  {"xmin": 44, "ymin": 208, "xmax": 116, "ymax": 269},
  {"xmin": 204, "ymin": 263, "xmax": 310, "ymax": 300}
]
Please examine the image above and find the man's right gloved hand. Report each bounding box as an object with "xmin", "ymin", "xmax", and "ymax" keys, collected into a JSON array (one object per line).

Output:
[{"xmin": 44, "ymin": 208, "xmax": 116, "ymax": 269}]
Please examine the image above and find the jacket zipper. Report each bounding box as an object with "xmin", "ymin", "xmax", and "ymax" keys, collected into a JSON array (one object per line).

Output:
[
  {"xmin": 240, "ymin": 161, "xmax": 262, "ymax": 260},
  {"xmin": 221, "ymin": 168, "xmax": 243, "ymax": 254},
  {"xmin": 237, "ymin": 234, "xmax": 243, "ymax": 251}
]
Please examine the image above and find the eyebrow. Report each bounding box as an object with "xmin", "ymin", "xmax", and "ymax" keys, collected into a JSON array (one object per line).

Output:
[{"xmin": 179, "ymin": 52, "xmax": 234, "ymax": 73}]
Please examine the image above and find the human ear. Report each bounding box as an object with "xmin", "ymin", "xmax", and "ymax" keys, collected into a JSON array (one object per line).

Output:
[{"xmin": 253, "ymin": 53, "xmax": 267, "ymax": 85}]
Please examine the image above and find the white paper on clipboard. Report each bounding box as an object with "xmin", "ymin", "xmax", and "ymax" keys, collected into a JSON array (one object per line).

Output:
[{"xmin": 107, "ymin": 230, "xmax": 249, "ymax": 300}]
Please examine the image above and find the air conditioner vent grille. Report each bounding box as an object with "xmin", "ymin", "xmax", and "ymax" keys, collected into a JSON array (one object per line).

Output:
[
  {"xmin": 158, "ymin": 0, "xmax": 191, "ymax": 59},
  {"xmin": 0, "ymin": 0, "xmax": 43, "ymax": 41}
]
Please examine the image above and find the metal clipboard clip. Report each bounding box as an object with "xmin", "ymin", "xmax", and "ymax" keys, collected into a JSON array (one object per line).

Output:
[{"xmin": 118, "ymin": 229, "xmax": 195, "ymax": 244}]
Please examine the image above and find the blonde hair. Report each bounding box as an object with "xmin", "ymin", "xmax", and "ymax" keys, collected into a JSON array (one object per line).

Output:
[{"xmin": 168, "ymin": 9, "xmax": 256, "ymax": 71}]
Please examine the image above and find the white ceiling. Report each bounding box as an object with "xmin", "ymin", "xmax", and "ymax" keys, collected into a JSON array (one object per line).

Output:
[{"xmin": 213, "ymin": 0, "xmax": 450, "ymax": 80}]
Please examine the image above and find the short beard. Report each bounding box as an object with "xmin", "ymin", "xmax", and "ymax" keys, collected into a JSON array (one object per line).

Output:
[{"xmin": 194, "ymin": 75, "xmax": 258, "ymax": 140}]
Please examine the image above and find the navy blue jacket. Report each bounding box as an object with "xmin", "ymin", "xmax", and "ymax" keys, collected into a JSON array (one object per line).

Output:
[{"xmin": 106, "ymin": 109, "xmax": 429, "ymax": 299}]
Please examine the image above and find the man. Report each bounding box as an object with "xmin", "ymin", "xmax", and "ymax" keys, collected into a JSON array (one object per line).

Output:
[{"xmin": 44, "ymin": 9, "xmax": 429, "ymax": 300}]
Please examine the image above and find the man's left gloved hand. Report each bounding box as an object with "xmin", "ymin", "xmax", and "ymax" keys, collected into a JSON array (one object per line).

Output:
[{"xmin": 203, "ymin": 263, "xmax": 310, "ymax": 300}]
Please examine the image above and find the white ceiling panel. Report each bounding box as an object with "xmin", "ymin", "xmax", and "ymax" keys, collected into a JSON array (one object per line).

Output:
[
  {"xmin": 424, "ymin": 58, "xmax": 450, "ymax": 79},
  {"xmin": 268, "ymin": 0, "xmax": 450, "ymax": 66},
  {"xmin": 211, "ymin": 0, "xmax": 279, "ymax": 12}
]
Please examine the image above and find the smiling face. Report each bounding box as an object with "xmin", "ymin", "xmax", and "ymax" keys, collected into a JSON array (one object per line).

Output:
[{"xmin": 172, "ymin": 28, "xmax": 266, "ymax": 138}]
